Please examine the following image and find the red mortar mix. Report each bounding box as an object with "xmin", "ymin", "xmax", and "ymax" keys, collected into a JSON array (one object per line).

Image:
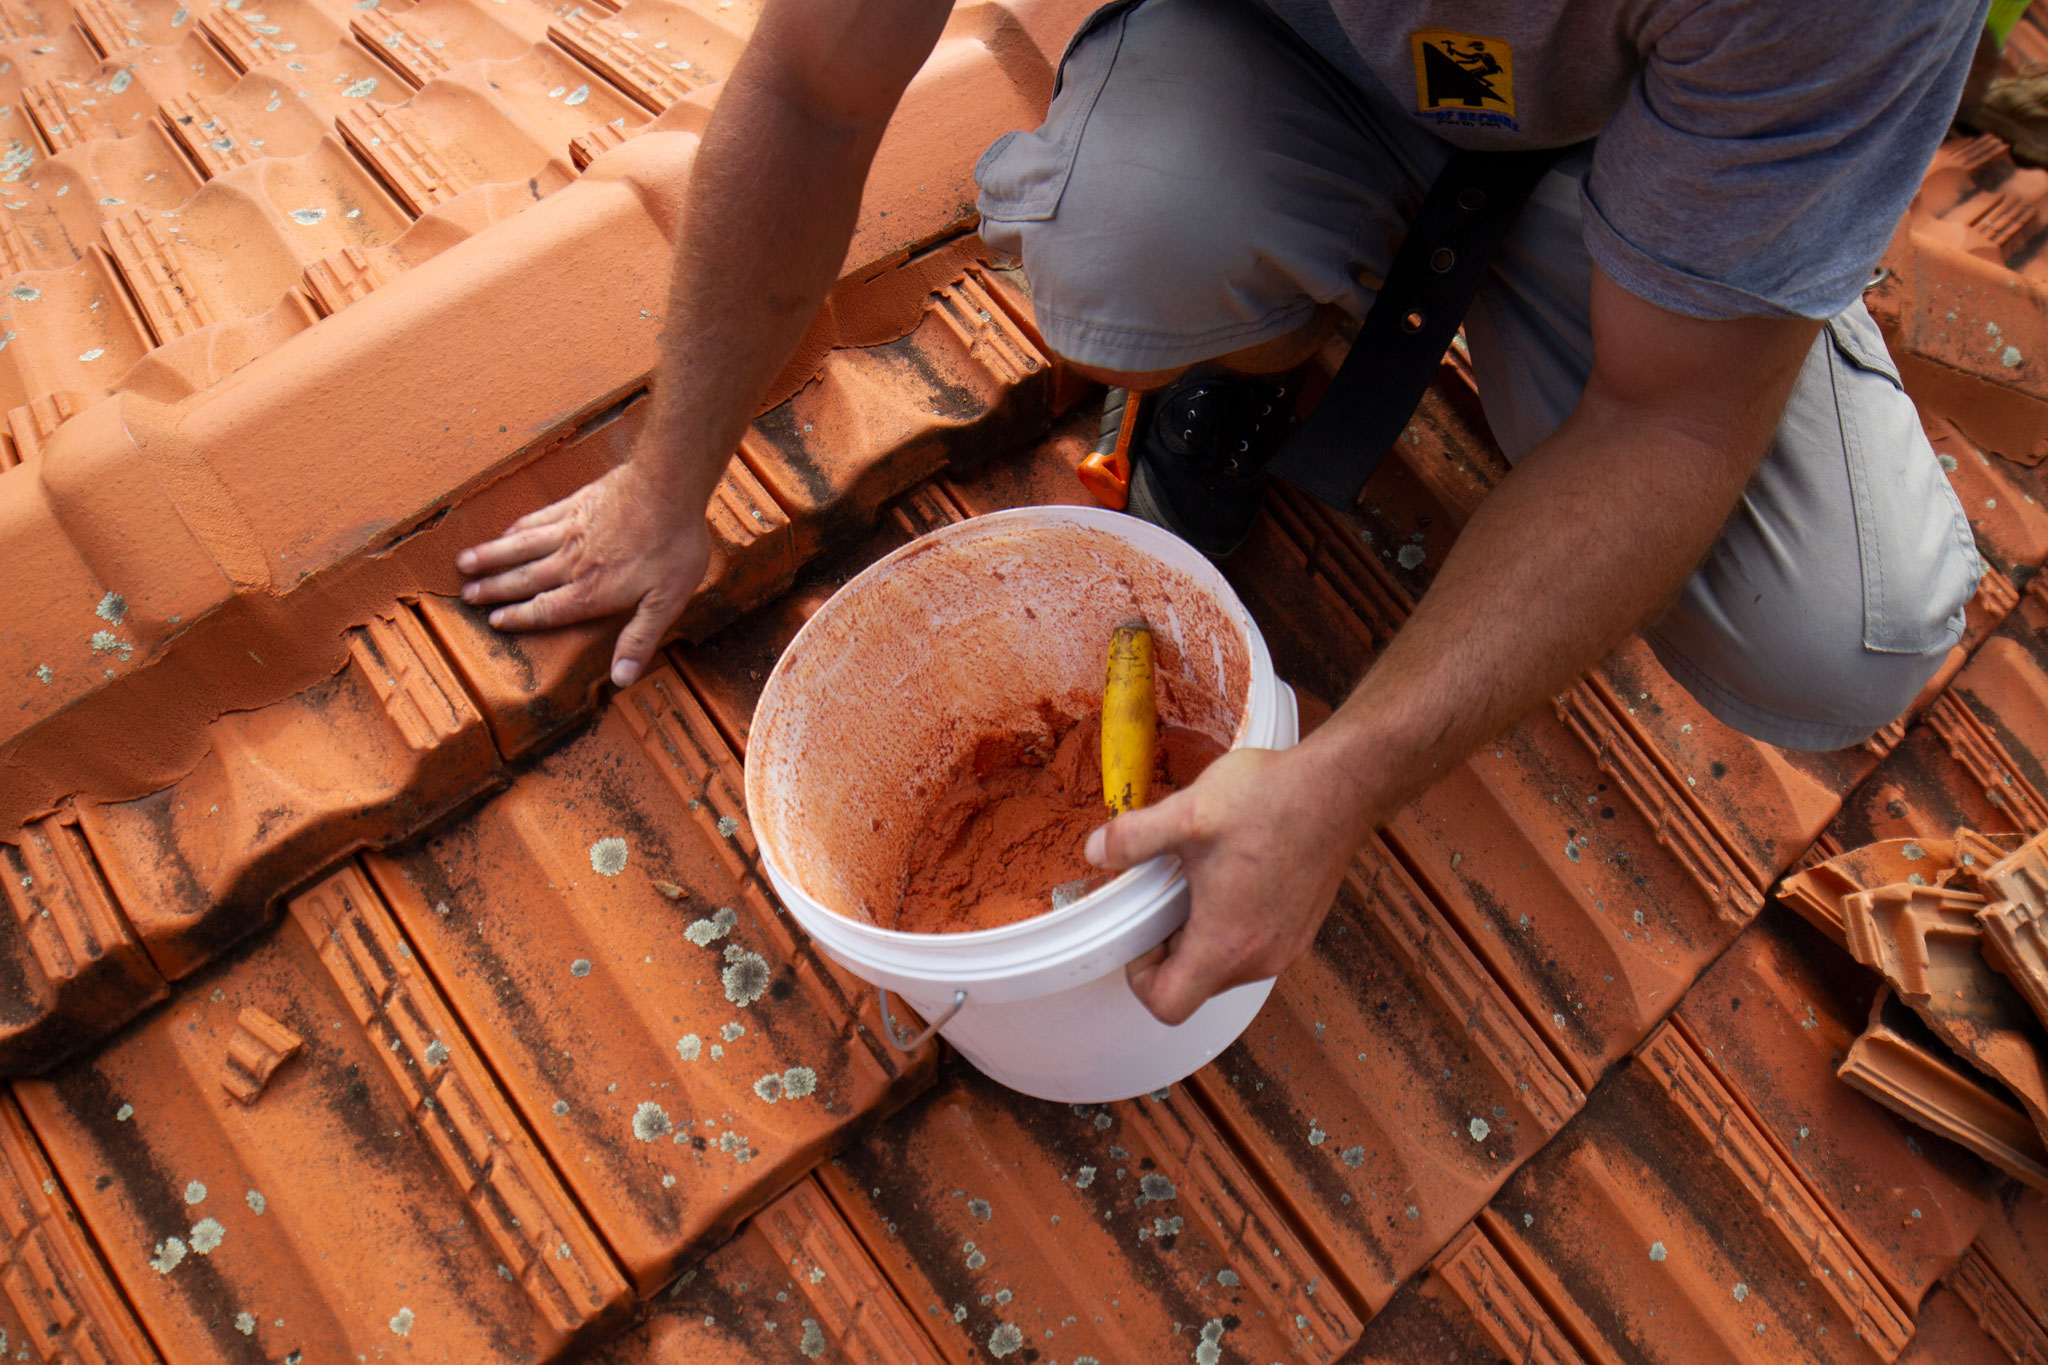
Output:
[{"xmin": 892, "ymin": 712, "xmax": 1225, "ymax": 933}]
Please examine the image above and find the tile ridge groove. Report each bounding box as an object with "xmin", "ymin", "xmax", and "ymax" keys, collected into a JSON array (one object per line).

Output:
[
  {"xmin": 1924, "ymin": 691, "xmax": 2048, "ymax": 831},
  {"xmin": 1639, "ymin": 1018, "xmax": 1915, "ymax": 1355},
  {"xmin": 1666, "ymin": 1005, "xmax": 1931, "ymax": 1311},
  {"xmin": 1429, "ymin": 1221, "xmax": 1594, "ymax": 1365},
  {"xmin": 1372, "ymin": 824, "xmax": 1602, "ymax": 1094},
  {"xmin": 615, "ymin": 667, "xmax": 905, "ymax": 1077},
  {"xmin": 1122, "ymin": 1091, "xmax": 1365, "ymax": 1359},
  {"xmin": 1473, "ymin": 1205, "xmax": 1626, "ymax": 1365},
  {"xmin": 286, "ymin": 860, "xmax": 634, "ymax": 1336},
  {"xmin": 334, "ymin": 98, "xmax": 466, "ymax": 215},
  {"xmin": 1353, "ymin": 839, "xmax": 1583, "ymax": 1129},
  {"xmin": 805, "ymin": 1157, "xmax": 964, "ymax": 1362},
  {"xmin": 1553, "ymin": 676, "xmax": 1765, "ymax": 923},
  {"xmin": 0, "ymin": 805, "xmax": 165, "ymax": 1071},
  {"xmin": 0, "ymin": 1088, "xmax": 164, "ymax": 1364},
  {"xmin": 545, "ymin": 9, "xmax": 701, "ymax": 115},
  {"xmin": 748, "ymin": 1178, "xmax": 957, "ymax": 1362},
  {"xmin": 1947, "ymin": 1243, "xmax": 2048, "ymax": 1360}
]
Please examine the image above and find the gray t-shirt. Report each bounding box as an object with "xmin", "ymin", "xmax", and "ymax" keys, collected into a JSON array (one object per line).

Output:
[{"xmin": 1262, "ymin": 0, "xmax": 1987, "ymax": 320}]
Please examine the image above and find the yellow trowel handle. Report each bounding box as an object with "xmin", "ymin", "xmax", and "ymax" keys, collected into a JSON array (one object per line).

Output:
[{"xmin": 1102, "ymin": 623, "xmax": 1157, "ymax": 815}]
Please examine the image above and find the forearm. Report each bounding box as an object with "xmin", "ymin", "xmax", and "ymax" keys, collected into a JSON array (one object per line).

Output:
[
  {"xmin": 1302, "ymin": 407, "xmax": 1768, "ymax": 834},
  {"xmin": 634, "ymin": 3, "xmax": 948, "ymax": 511}
]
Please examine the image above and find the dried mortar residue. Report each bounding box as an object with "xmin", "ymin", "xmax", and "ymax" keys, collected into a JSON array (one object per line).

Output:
[{"xmin": 749, "ymin": 518, "xmax": 1252, "ymax": 927}]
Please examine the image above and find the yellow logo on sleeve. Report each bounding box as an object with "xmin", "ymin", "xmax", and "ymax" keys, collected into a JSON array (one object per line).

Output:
[{"xmin": 1411, "ymin": 29, "xmax": 1517, "ymax": 129}]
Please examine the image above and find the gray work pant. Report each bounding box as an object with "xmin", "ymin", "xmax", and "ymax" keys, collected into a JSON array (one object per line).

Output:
[{"xmin": 973, "ymin": 0, "xmax": 1983, "ymax": 751}]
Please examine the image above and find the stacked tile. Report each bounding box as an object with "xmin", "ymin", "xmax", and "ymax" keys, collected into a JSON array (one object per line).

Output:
[{"xmin": 1776, "ymin": 828, "xmax": 2048, "ymax": 1203}]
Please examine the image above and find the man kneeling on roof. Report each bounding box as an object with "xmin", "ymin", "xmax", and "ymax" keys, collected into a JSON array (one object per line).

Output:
[{"xmin": 458, "ymin": 0, "xmax": 1987, "ymax": 1026}]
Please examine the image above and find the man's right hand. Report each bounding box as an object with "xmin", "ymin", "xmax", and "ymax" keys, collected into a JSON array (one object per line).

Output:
[{"xmin": 456, "ymin": 458, "xmax": 711, "ymax": 688}]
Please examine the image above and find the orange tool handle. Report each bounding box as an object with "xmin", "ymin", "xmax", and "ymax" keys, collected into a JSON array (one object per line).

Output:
[{"xmin": 1077, "ymin": 392, "xmax": 1143, "ymax": 510}]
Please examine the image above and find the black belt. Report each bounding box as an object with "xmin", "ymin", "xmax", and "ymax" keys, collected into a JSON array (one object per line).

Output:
[{"xmin": 1270, "ymin": 146, "xmax": 1575, "ymax": 509}]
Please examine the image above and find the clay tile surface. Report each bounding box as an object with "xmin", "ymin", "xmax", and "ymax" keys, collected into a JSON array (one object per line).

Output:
[
  {"xmin": 362, "ymin": 665, "xmax": 934, "ymax": 1293},
  {"xmin": 1675, "ymin": 906, "xmax": 2002, "ymax": 1307},
  {"xmin": 1841, "ymin": 986, "xmax": 2048, "ymax": 1193},
  {"xmin": 1485, "ymin": 1020, "xmax": 1918, "ymax": 1361},
  {"xmin": 8, "ymin": 7, "xmax": 2048, "ymax": 1363},
  {"xmin": 816, "ymin": 1063, "xmax": 1364, "ymax": 1365}
]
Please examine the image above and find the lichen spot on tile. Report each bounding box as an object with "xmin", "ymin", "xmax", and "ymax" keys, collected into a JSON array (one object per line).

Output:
[
  {"xmin": 717, "ymin": 815, "xmax": 740, "ymax": 838},
  {"xmin": 183, "ymin": 1180, "xmax": 206, "ymax": 1205},
  {"xmin": 754, "ymin": 1073, "xmax": 784, "ymax": 1103},
  {"xmin": 590, "ymin": 836, "xmax": 628, "ymax": 876},
  {"xmin": 1216, "ymin": 1268, "xmax": 1239, "ymax": 1287},
  {"xmin": 1396, "ymin": 543, "xmax": 1426, "ymax": 570},
  {"xmin": 115, "ymin": 1102, "xmax": 133, "ymax": 1121},
  {"xmin": 1649, "ymin": 1240, "xmax": 1668, "ymax": 1262},
  {"xmin": 988, "ymin": 1322, "xmax": 1023, "ymax": 1357},
  {"xmin": 1733, "ymin": 1281, "xmax": 1749, "ymax": 1301},
  {"xmin": 1307, "ymin": 1121, "xmax": 1326, "ymax": 1146},
  {"xmin": 721, "ymin": 1021, "xmax": 745, "ymax": 1042},
  {"xmin": 1339, "ymin": 1144, "xmax": 1365, "ymax": 1169},
  {"xmin": 686, "ymin": 906, "xmax": 738, "ymax": 946},
  {"xmin": 964, "ymin": 1239, "xmax": 987, "ymax": 1270},
  {"xmin": 8, "ymin": 284, "xmax": 36, "ymax": 301},
  {"xmin": 149, "ymin": 1236, "xmax": 187, "ymax": 1273},
  {"xmin": 423, "ymin": 1039, "xmax": 449, "ymax": 1067},
  {"xmin": 1137, "ymin": 1174, "xmax": 1175, "ymax": 1207},
  {"xmin": 782, "ymin": 1066, "xmax": 817, "ymax": 1098},
  {"xmin": 570, "ymin": 957, "xmax": 592, "ymax": 978},
  {"xmin": 677, "ymin": 1033, "xmax": 702, "ymax": 1061},
  {"xmin": 2004, "ymin": 345, "xmax": 2024, "ymax": 368},
  {"xmin": 246, "ymin": 1190, "xmax": 265, "ymax": 1214},
  {"xmin": 1468, "ymin": 1116, "xmax": 1490, "ymax": 1142},
  {"xmin": 799, "ymin": 1318, "xmax": 825, "ymax": 1359},
  {"xmin": 390, "ymin": 1307, "xmax": 414, "ymax": 1337},
  {"xmin": 722, "ymin": 948, "xmax": 769, "ymax": 1006},
  {"xmin": 632, "ymin": 1102, "xmax": 671, "ymax": 1141},
  {"xmin": 967, "ymin": 1197, "xmax": 993, "ymax": 1222},
  {"xmin": 34, "ymin": 664, "xmax": 51, "ymax": 683},
  {"xmin": 95, "ymin": 590, "xmax": 125, "ymax": 624},
  {"xmin": 1195, "ymin": 1317, "xmax": 1228, "ymax": 1364},
  {"xmin": 189, "ymin": 1218, "xmax": 225, "ymax": 1254},
  {"xmin": 289, "ymin": 206, "xmax": 325, "ymax": 225},
  {"xmin": 1076, "ymin": 1165, "xmax": 1096, "ymax": 1189}
]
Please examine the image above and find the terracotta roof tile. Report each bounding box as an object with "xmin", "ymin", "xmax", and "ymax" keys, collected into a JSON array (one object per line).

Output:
[
  {"xmin": 1186, "ymin": 833, "xmax": 1583, "ymax": 1315},
  {"xmin": 363, "ymin": 665, "xmax": 934, "ymax": 1292},
  {"xmin": 2, "ymin": 11, "xmax": 2047, "ymax": 1361},
  {"xmin": 817, "ymin": 1063, "xmax": 1364, "ymax": 1364},
  {"xmin": 1486, "ymin": 1019, "xmax": 1918, "ymax": 1360},
  {"xmin": 1897, "ymin": 1283, "xmax": 2015, "ymax": 1365},
  {"xmin": 15, "ymin": 865, "xmax": 635, "ymax": 1360},
  {"xmin": 590, "ymin": 1176, "xmax": 948, "ymax": 1363},
  {"xmin": 0, "ymin": 1088, "xmax": 160, "ymax": 1362},
  {"xmin": 1349, "ymin": 1220, "xmax": 1588, "ymax": 1364},
  {"xmin": 1675, "ymin": 907, "xmax": 2002, "ymax": 1307}
]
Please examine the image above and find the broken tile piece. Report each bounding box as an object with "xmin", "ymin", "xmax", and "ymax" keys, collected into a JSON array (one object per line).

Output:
[
  {"xmin": 1840, "ymin": 987, "xmax": 2048, "ymax": 1193},
  {"xmin": 218, "ymin": 1004, "xmax": 302, "ymax": 1103}
]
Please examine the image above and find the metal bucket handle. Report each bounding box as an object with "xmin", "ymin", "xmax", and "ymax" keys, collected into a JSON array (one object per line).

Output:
[{"xmin": 876, "ymin": 987, "xmax": 967, "ymax": 1052}]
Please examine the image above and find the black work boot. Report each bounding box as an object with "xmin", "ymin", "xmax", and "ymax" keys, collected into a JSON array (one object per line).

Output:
[{"xmin": 1123, "ymin": 368, "xmax": 1301, "ymax": 558}]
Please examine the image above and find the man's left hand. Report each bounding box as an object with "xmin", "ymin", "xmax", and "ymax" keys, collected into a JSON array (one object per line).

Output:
[{"xmin": 1085, "ymin": 741, "xmax": 1376, "ymax": 1025}]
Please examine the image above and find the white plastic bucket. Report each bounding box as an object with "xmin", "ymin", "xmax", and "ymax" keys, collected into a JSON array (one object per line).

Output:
[{"xmin": 744, "ymin": 506, "xmax": 1299, "ymax": 1102}]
